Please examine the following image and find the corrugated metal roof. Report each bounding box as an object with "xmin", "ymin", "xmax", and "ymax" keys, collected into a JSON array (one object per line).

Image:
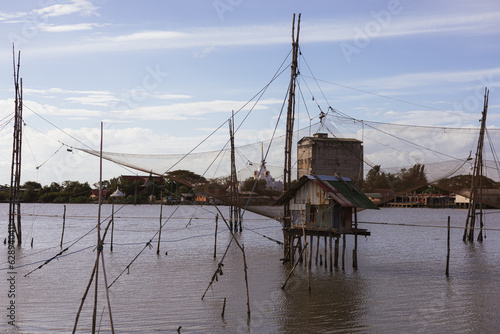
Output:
[{"xmin": 275, "ymin": 174, "xmax": 379, "ymax": 210}]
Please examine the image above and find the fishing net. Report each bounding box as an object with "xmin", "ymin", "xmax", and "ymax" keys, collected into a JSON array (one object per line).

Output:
[{"xmin": 77, "ymin": 112, "xmax": 500, "ymax": 215}]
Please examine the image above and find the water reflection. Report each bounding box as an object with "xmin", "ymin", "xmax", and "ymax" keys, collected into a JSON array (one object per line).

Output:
[
  {"xmin": 278, "ymin": 270, "xmax": 368, "ymax": 333},
  {"xmin": 0, "ymin": 205, "xmax": 499, "ymax": 333}
]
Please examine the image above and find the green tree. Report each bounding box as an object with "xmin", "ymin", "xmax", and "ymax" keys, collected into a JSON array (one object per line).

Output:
[
  {"xmin": 166, "ymin": 170, "xmax": 207, "ymax": 186},
  {"xmin": 363, "ymin": 165, "xmax": 391, "ymax": 192},
  {"xmin": 241, "ymin": 177, "xmax": 267, "ymax": 193},
  {"xmin": 394, "ymin": 163, "xmax": 427, "ymax": 192},
  {"xmin": 22, "ymin": 181, "xmax": 42, "ymax": 202},
  {"xmin": 435, "ymin": 174, "xmax": 499, "ymax": 193}
]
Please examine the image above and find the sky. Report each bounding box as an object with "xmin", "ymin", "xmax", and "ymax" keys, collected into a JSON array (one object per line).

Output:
[{"xmin": 0, "ymin": 0, "xmax": 499, "ymax": 187}]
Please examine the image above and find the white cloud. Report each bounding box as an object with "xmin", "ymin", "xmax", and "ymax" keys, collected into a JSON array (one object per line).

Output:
[
  {"xmin": 39, "ymin": 22, "xmax": 104, "ymax": 32},
  {"xmin": 19, "ymin": 9, "xmax": 499, "ymax": 57},
  {"xmin": 33, "ymin": 0, "xmax": 99, "ymax": 18},
  {"xmin": 102, "ymin": 30, "xmax": 187, "ymax": 43},
  {"xmin": 65, "ymin": 93, "xmax": 120, "ymax": 106},
  {"xmin": 153, "ymin": 94, "xmax": 192, "ymax": 100}
]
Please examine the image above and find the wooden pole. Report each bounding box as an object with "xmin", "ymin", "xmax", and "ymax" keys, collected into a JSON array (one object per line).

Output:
[
  {"xmin": 297, "ymin": 236, "xmax": 303, "ymax": 263},
  {"xmin": 342, "ymin": 233, "xmax": 346, "ymax": 270},
  {"xmin": 329, "ymin": 235, "xmax": 333, "ymax": 272},
  {"xmin": 334, "ymin": 237, "xmax": 339, "ymax": 267},
  {"xmin": 72, "ymin": 256, "xmax": 98, "ymax": 333},
  {"xmin": 242, "ymin": 245, "xmax": 251, "ymax": 318},
  {"xmin": 315, "ymin": 235, "xmax": 319, "ymax": 265},
  {"xmin": 446, "ymin": 216, "xmax": 450, "ymax": 276},
  {"xmin": 100, "ymin": 250, "xmax": 115, "ymax": 333},
  {"xmin": 60, "ymin": 205, "xmax": 66, "ymax": 248},
  {"xmin": 213, "ymin": 214, "xmax": 218, "ymax": 259},
  {"xmin": 110, "ymin": 203, "xmax": 114, "ymax": 252},
  {"xmin": 353, "ymin": 209, "xmax": 358, "ymax": 269},
  {"xmin": 324, "ymin": 235, "xmax": 327, "ymax": 269},
  {"xmin": 92, "ymin": 123, "xmax": 104, "ymax": 334},
  {"xmin": 282, "ymin": 242, "xmax": 308, "ymax": 289},
  {"xmin": 221, "ymin": 297, "xmax": 226, "ymax": 318},
  {"xmin": 212, "ymin": 206, "xmax": 251, "ymax": 318},
  {"xmin": 308, "ymin": 234, "xmax": 313, "ymax": 270},
  {"xmin": 465, "ymin": 88, "xmax": 489, "ymax": 242},
  {"xmin": 157, "ymin": 191, "xmax": 163, "ymax": 255}
]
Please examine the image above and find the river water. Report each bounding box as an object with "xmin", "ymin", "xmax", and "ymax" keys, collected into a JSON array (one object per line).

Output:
[{"xmin": 1, "ymin": 203, "xmax": 499, "ymax": 333}]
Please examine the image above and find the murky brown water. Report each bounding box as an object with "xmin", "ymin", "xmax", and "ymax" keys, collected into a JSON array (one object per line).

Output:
[{"xmin": 1, "ymin": 204, "xmax": 500, "ymax": 333}]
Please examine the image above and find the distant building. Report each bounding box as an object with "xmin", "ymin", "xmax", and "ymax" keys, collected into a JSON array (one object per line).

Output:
[
  {"xmin": 455, "ymin": 189, "xmax": 500, "ymax": 208},
  {"xmin": 297, "ymin": 133, "xmax": 363, "ymax": 185},
  {"xmin": 248, "ymin": 143, "xmax": 283, "ymax": 192},
  {"xmin": 90, "ymin": 189, "xmax": 110, "ymax": 200}
]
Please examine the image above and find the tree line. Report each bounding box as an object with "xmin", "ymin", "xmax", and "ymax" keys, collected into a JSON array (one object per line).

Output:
[
  {"xmin": 362, "ymin": 163, "xmax": 500, "ymax": 194},
  {"xmin": 2, "ymin": 165, "xmax": 498, "ymax": 204}
]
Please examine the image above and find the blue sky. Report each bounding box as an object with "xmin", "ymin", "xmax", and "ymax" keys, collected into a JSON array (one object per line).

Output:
[{"xmin": 0, "ymin": 0, "xmax": 499, "ymax": 186}]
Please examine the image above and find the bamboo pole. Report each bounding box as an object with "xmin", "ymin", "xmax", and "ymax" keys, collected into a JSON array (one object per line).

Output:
[
  {"xmin": 324, "ymin": 235, "xmax": 327, "ymax": 269},
  {"xmin": 329, "ymin": 235, "xmax": 333, "ymax": 272},
  {"xmin": 342, "ymin": 233, "xmax": 346, "ymax": 270},
  {"xmin": 157, "ymin": 192, "xmax": 163, "ymax": 255},
  {"xmin": 282, "ymin": 243, "xmax": 308, "ymax": 289},
  {"xmin": 91, "ymin": 122, "xmax": 114, "ymax": 333},
  {"xmin": 110, "ymin": 203, "xmax": 114, "ymax": 252},
  {"xmin": 242, "ymin": 245, "xmax": 251, "ymax": 318},
  {"xmin": 213, "ymin": 214, "xmax": 218, "ymax": 258},
  {"xmin": 72, "ymin": 256, "xmax": 98, "ymax": 333},
  {"xmin": 315, "ymin": 235, "xmax": 319, "ymax": 265},
  {"xmin": 308, "ymin": 234, "xmax": 313, "ymax": 270},
  {"xmin": 446, "ymin": 216, "xmax": 450, "ymax": 277},
  {"xmin": 221, "ymin": 297, "xmax": 226, "ymax": 318},
  {"xmin": 60, "ymin": 205, "xmax": 66, "ymax": 248},
  {"xmin": 100, "ymin": 250, "xmax": 115, "ymax": 333},
  {"xmin": 353, "ymin": 209, "xmax": 358, "ymax": 269},
  {"xmin": 300, "ymin": 209, "xmax": 311, "ymax": 292},
  {"xmin": 334, "ymin": 237, "xmax": 339, "ymax": 267},
  {"xmin": 212, "ymin": 206, "xmax": 251, "ymax": 318}
]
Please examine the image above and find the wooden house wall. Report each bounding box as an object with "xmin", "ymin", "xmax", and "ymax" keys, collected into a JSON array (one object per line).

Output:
[{"xmin": 288, "ymin": 181, "xmax": 352, "ymax": 231}]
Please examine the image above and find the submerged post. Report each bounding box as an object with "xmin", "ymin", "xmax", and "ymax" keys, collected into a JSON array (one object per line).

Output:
[
  {"xmin": 353, "ymin": 209, "xmax": 358, "ymax": 269},
  {"xmin": 334, "ymin": 237, "xmax": 339, "ymax": 267},
  {"xmin": 157, "ymin": 191, "xmax": 163, "ymax": 255},
  {"xmin": 446, "ymin": 216, "xmax": 450, "ymax": 276},
  {"xmin": 60, "ymin": 205, "xmax": 66, "ymax": 248},
  {"xmin": 213, "ymin": 214, "xmax": 218, "ymax": 258},
  {"xmin": 110, "ymin": 203, "xmax": 114, "ymax": 252},
  {"xmin": 342, "ymin": 233, "xmax": 346, "ymax": 270}
]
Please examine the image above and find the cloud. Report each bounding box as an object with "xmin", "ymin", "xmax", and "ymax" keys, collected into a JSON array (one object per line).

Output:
[
  {"xmin": 21, "ymin": 99, "xmax": 102, "ymax": 118},
  {"xmin": 114, "ymin": 98, "xmax": 281, "ymax": 121},
  {"xmin": 0, "ymin": 1, "xmax": 98, "ymax": 25},
  {"xmin": 103, "ymin": 30, "xmax": 186, "ymax": 43},
  {"xmin": 33, "ymin": 0, "xmax": 99, "ymax": 18},
  {"xmin": 19, "ymin": 8, "xmax": 499, "ymax": 57},
  {"xmin": 65, "ymin": 93, "xmax": 120, "ymax": 106},
  {"xmin": 39, "ymin": 22, "xmax": 105, "ymax": 32},
  {"xmin": 23, "ymin": 88, "xmax": 119, "ymax": 107},
  {"xmin": 153, "ymin": 94, "xmax": 192, "ymax": 100}
]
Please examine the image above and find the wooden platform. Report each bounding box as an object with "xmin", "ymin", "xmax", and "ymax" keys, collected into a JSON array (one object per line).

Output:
[{"xmin": 284, "ymin": 226, "xmax": 370, "ymax": 237}]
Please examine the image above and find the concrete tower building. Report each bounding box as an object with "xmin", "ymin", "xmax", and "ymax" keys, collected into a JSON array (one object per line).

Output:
[{"xmin": 297, "ymin": 133, "xmax": 364, "ymax": 185}]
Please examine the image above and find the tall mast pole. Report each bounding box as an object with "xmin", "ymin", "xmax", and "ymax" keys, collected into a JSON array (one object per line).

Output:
[
  {"xmin": 283, "ymin": 13, "xmax": 300, "ymax": 223},
  {"xmin": 229, "ymin": 111, "xmax": 239, "ymax": 231},
  {"xmin": 282, "ymin": 14, "xmax": 300, "ymax": 263},
  {"xmin": 463, "ymin": 88, "xmax": 489, "ymax": 242},
  {"xmin": 9, "ymin": 46, "xmax": 23, "ymax": 245}
]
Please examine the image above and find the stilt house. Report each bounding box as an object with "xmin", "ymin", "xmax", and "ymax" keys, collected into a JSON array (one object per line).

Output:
[{"xmin": 276, "ymin": 175, "xmax": 378, "ymax": 232}]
